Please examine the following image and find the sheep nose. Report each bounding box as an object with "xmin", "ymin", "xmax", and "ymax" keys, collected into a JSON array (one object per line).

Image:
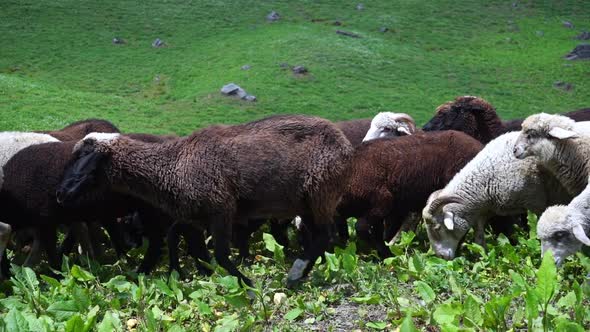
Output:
[{"xmin": 55, "ymin": 190, "xmax": 64, "ymax": 204}]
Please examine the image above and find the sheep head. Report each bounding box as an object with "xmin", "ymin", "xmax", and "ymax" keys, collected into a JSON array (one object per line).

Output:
[
  {"xmin": 422, "ymin": 190, "xmax": 469, "ymax": 260},
  {"xmin": 362, "ymin": 112, "xmax": 416, "ymax": 142},
  {"xmin": 423, "ymin": 96, "xmax": 495, "ymax": 139},
  {"xmin": 513, "ymin": 113, "xmax": 577, "ymax": 160},
  {"xmin": 56, "ymin": 133, "xmax": 119, "ymax": 205},
  {"xmin": 537, "ymin": 205, "xmax": 590, "ymax": 266}
]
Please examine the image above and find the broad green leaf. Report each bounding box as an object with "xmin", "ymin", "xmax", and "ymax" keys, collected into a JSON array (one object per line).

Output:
[
  {"xmin": 47, "ymin": 300, "xmax": 79, "ymax": 321},
  {"xmin": 325, "ymin": 252, "xmax": 340, "ymax": 272},
  {"xmin": 168, "ymin": 324, "xmax": 186, "ymax": 332},
  {"xmin": 104, "ymin": 276, "xmax": 133, "ymax": 293},
  {"xmin": 448, "ymin": 275, "xmax": 462, "ymax": 297},
  {"xmin": 557, "ymin": 291, "xmax": 576, "ymax": 308},
  {"xmin": 72, "ymin": 286, "xmax": 90, "ymax": 312},
  {"xmin": 366, "ymin": 321, "xmax": 387, "ymax": 330},
  {"xmin": 154, "ymin": 279, "xmax": 175, "ymax": 298},
  {"xmin": 413, "ymin": 281, "xmax": 436, "ymax": 304},
  {"xmin": 536, "ymin": 251, "xmax": 557, "ymax": 305},
  {"xmin": 40, "ymin": 275, "xmax": 61, "ymax": 289},
  {"xmin": 284, "ymin": 308, "xmax": 304, "ymax": 321},
  {"xmin": 152, "ymin": 306, "xmax": 174, "ymax": 322},
  {"xmin": 5, "ymin": 309, "xmax": 29, "ymax": 332},
  {"xmin": 224, "ymin": 293, "xmax": 249, "ymax": 309},
  {"xmin": 351, "ymin": 295, "xmax": 380, "ymax": 304},
  {"xmin": 525, "ymin": 286, "xmax": 539, "ymax": 322},
  {"xmin": 399, "ymin": 314, "xmax": 419, "ymax": 332},
  {"xmin": 70, "ymin": 265, "xmax": 95, "ymax": 282},
  {"xmin": 214, "ymin": 313, "xmax": 239, "ymax": 332},
  {"xmin": 83, "ymin": 306, "xmax": 99, "ymax": 332},
  {"xmin": 217, "ymin": 276, "xmax": 239, "ymax": 290},
  {"xmin": 97, "ymin": 311, "xmax": 122, "ymax": 332},
  {"xmin": 555, "ymin": 319, "xmax": 585, "ymax": 332},
  {"xmin": 145, "ymin": 307, "xmax": 157, "ymax": 332},
  {"xmin": 464, "ymin": 294, "xmax": 483, "ymax": 327},
  {"xmin": 342, "ymin": 252, "xmax": 358, "ymax": 274},
  {"xmin": 409, "ymin": 254, "xmax": 424, "ymax": 274},
  {"xmin": 65, "ymin": 314, "xmax": 84, "ymax": 332},
  {"xmin": 433, "ymin": 303, "xmax": 463, "ymax": 325},
  {"xmin": 262, "ymin": 233, "xmax": 285, "ymax": 265}
]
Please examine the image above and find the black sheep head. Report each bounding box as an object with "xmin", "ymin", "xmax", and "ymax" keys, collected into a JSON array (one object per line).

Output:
[
  {"xmin": 422, "ymin": 96, "xmax": 495, "ymax": 140},
  {"xmin": 56, "ymin": 136, "xmax": 111, "ymax": 205}
]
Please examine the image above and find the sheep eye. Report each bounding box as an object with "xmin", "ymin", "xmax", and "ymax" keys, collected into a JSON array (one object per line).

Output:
[
  {"xmin": 382, "ymin": 127, "xmax": 392, "ymax": 132},
  {"xmin": 554, "ymin": 231, "xmax": 568, "ymax": 240}
]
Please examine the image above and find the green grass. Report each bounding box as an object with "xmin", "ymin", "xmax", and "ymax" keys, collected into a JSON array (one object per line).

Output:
[
  {"xmin": 1, "ymin": 0, "xmax": 589, "ymax": 134},
  {"xmin": 1, "ymin": 0, "xmax": 590, "ymax": 331}
]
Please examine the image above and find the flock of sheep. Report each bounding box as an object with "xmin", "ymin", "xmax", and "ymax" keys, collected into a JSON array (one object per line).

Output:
[{"xmin": 1, "ymin": 95, "xmax": 589, "ymax": 288}]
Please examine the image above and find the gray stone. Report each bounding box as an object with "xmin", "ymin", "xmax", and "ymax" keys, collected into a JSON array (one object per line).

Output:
[
  {"xmin": 379, "ymin": 27, "xmax": 389, "ymax": 33},
  {"xmin": 112, "ymin": 37, "xmax": 125, "ymax": 44},
  {"xmin": 220, "ymin": 83, "xmax": 241, "ymax": 95},
  {"xmin": 333, "ymin": 21, "xmax": 342, "ymax": 26},
  {"xmin": 152, "ymin": 38, "xmax": 165, "ymax": 48},
  {"xmin": 536, "ymin": 30, "xmax": 544, "ymax": 36},
  {"xmin": 279, "ymin": 62, "xmax": 290, "ymax": 69},
  {"xmin": 336, "ymin": 30, "xmax": 361, "ymax": 38},
  {"xmin": 292, "ymin": 65, "xmax": 308, "ymax": 74},
  {"xmin": 563, "ymin": 20, "xmax": 574, "ymax": 28},
  {"xmin": 242, "ymin": 95, "xmax": 257, "ymax": 102},
  {"xmin": 575, "ymin": 31, "xmax": 590, "ymax": 40},
  {"xmin": 553, "ymin": 81, "xmax": 574, "ymax": 91},
  {"xmin": 267, "ymin": 11, "xmax": 280, "ymax": 22},
  {"xmin": 241, "ymin": 65, "xmax": 251, "ymax": 70},
  {"xmin": 564, "ymin": 44, "xmax": 590, "ymax": 60},
  {"xmin": 356, "ymin": 3, "xmax": 364, "ymax": 10}
]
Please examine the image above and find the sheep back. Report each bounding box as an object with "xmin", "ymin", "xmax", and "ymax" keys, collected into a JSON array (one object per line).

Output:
[
  {"xmin": 43, "ymin": 119, "xmax": 120, "ymax": 141},
  {"xmin": 339, "ymin": 130, "xmax": 483, "ymax": 220},
  {"xmin": 335, "ymin": 119, "xmax": 371, "ymax": 147}
]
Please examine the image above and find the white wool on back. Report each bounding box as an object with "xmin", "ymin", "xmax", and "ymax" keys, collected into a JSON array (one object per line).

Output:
[
  {"xmin": 441, "ymin": 132, "xmax": 551, "ymax": 214},
  {"xmin": 0, "ymin": 132, "xmax": 60, "ymax": 189}
]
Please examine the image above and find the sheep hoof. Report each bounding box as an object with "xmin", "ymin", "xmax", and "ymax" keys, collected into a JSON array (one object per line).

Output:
[{"xmin": 286, "ymin": 258, "xmax": 310, "ymax": 288}]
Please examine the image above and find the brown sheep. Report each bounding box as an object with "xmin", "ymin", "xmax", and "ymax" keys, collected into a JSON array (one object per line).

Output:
[
  {"xmin": 336, "ymin": 131, "xmax": 484, "ymax": 257},
  {"xmin": 40, "ymin": 119, "xmax": 120, "ymax": 141},
  {"xmin": 56, "ymin": 115, "xmax": 354, "ymax": 287},
  {"xmin": 423, "ymin": 96, "xmax": 590, "ymax": 144}
]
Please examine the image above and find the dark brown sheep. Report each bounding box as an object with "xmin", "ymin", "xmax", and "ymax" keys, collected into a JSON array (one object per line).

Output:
[
  {"xmin": 336, "ymin": 131, "xmax": 484, "ymax": 257},
  {"xmin": 57, "ymin": 115, "xmax": 354, "ymax": 287},
  {"xmin": 40, "ymin": 119, "xmax": 120, "ymax": 141},
  {"xmin": 335, "ymin": 119, "xmax": 372, "ymax": 147},
  {"xmin": 423, "ymin": 96, "xmax": 590, "ymax": 144}
]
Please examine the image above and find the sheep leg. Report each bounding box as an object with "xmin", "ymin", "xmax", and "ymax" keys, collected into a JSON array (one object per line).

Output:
[
  {"xmin": 1, "ymin": 251, "xmax": 9, "ymax": 279},
  {"xmin": 270, "ymin": 218, "xmax": 290, "ymax": 248},
  {"xmin": 167, "ymin": 222, "xmax": 183, "ymax": 274},
  {"xmin": 102, "ymin": 220, "xmax": 129, "ymax": 257},
  {"xmin": 211, "ymin": 217, "xmax": 252, "ymax": 288},
  {"xmin": 23, "ymin": 228, "xmax": 42, "ymax": 267},
  {"xmin": 87, "ymin": 222, "xmax": 107, "ymax": 262},
  {"xmin": 136, "ymin": 230, "xmax": 164, "ymax": 275},
  {"xmin": 58, "ymin": 226, "xmax": 77, "ymax": 257},
  {"xmin": 0, "ymin": 222, "xmax": 12, "ymax": 278},
  {"xmin": 473, "ymin": 219, "xmax": 487, "ymax": 250},
  {"xmin": 371, "ymin": 218, "xmax": 392, "ymax": 258},
  {"xmin": 39, "ymin": 225, "xmax": 61, "ymax": 271},
  {"xmin": 72, "ymin": 223, "xmax": 97, "ymax": 259},
  {"xmin": 333, "ymin": 215, "xmax": 349, "ymax": 246},
  {"xmin": 181, "ymin": 224, "xmax": 211, "ymax": 276}
]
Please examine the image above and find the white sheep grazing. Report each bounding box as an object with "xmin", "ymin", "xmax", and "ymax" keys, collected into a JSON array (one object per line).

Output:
[
  {"xmin": 0, "ymin": 131, "xmax": 59, "ymax": 275},
  {"xmin": 422, "ymin": 132, "xmax": 570, "ymax": 260},
  {"xmin": 362, "ymin": 112, "xmax": 417, "ymax": 141},
  {"xmin": 536, "ymin": 183, "xmax": 590, "ymax": 266},
  {"xmin": 513, "ymin": 113, "xmax": 590, "ymax": 196}
]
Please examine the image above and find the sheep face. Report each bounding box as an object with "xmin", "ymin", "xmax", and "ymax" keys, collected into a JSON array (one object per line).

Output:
[
  {"xmin": 422, "ymin": 191, "xmax": 469, "ymax": 260},
  {"xmin": 56, "ymin": 135, "xmax": 115, "ymax": 204},
  {"xmin": 422, "ymin": 96, "xmax": 488, "ymax": 134},
  {"xmin": 538, "ymin": 206, "xmax": 590, "ymax": 265},
  {"xmin": 362, "ymin": 112, "xmax": 416, "ymax": 142},
  {"xmin": 514, "ymin": 113, "xmax": 578, "ymax": 160}
]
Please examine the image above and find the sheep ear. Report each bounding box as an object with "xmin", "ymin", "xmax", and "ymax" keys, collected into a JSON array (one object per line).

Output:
[
  {"xmin": 572, "ymin": 224, "xmax": 590, "ymax": 246},
  {"xmin": 443, "ymin": 211, "xmax": 454, "ymax": 230},
  {"xmin": 396, "ymin": 127, "xmax": 411, "ymax": 136},
  {"xmin": 548, "ymin": 127, "xmax": 577, "ymax": 140}
]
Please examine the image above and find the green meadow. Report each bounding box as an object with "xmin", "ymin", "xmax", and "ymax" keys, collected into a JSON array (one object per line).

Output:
[{"xmin": 1, "ymin": 0, "xmax": 589, "ymax": 331}]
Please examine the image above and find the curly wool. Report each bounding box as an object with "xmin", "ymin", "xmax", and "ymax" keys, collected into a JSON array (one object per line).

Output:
[{"xmin": 0, "ymin": 132, "xmax": 59, "ymax": 189}]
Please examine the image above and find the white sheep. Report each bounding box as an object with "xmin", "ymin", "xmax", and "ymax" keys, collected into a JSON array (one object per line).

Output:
[
  {"xmin": 422, "ymin": 132, "xmax": 570, "ymax": 260},
  {"xmin": 513, "ymin": 113, "xmax": 590, "ymax": 196},
  {"xmin": 0, "ymin": 131, "xmax": 59, "ymax": 275},
  {"xmin": 536, "ymin": 183, "xmax": 590, "ymax": 265},
  {"xmin": 362, "ymin": 112, "xmax": 417, "ymax": 141}
]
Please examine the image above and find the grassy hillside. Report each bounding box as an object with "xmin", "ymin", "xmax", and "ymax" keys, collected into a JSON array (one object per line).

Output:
[
  {"xmin": 1, "ymin": 0, "xmax": 589, "ymax": 134},
  {"xmin": 1, "ymin": 1, "xmax": 590, "ymax": 331}
]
